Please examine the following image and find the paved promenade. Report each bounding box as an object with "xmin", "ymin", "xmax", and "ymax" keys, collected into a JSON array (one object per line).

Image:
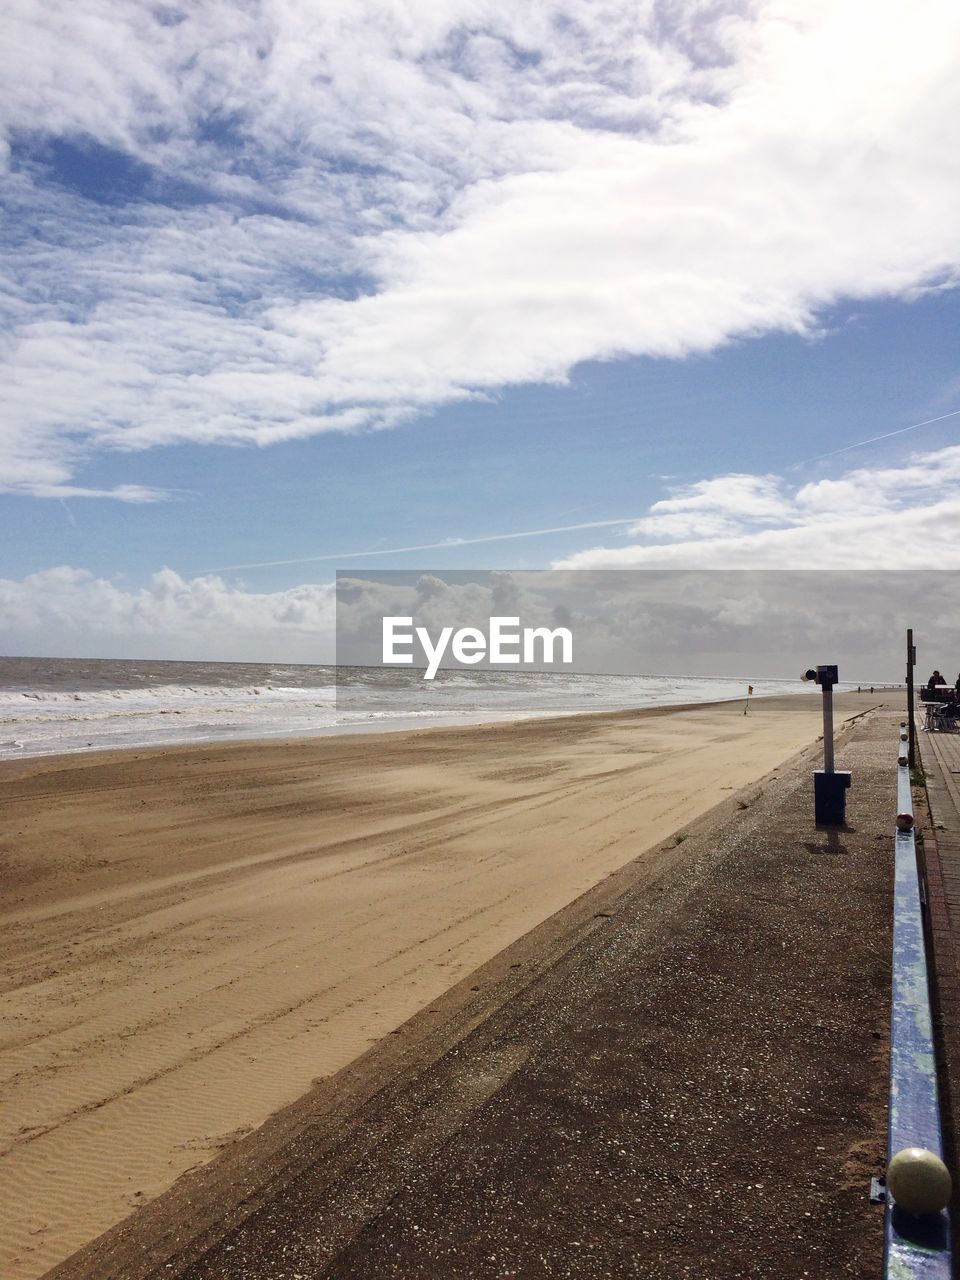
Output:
[
  {"xmin": 924, "ymin": 730, "xmax": 960, "ymax": 930},
  {"xmin": 919, "ymin": 726, "xmax": 960, "ymax": 1231},
  {"xmin": 50, "ymin": 700, "xmax": 900, "ymax": 1280}
]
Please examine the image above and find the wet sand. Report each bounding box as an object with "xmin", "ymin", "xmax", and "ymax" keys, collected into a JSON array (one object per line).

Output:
[{"xmin": 1, "ymin": 694, "xmax": 853, "ymax": 1278}]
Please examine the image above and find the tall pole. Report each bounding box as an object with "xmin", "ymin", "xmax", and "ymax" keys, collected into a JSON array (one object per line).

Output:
[
  {"xmin": 906, "ymin": 628, "xmax": 916, "ymax": 772},
  {"xmin": 822, "ymin": 684, "xmax": 835, "ymax": 773}
]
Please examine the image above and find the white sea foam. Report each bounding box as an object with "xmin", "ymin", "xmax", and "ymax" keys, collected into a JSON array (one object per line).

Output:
[{"xmin": 0, "ymin": 662, "xmax": 829, "ymax": 761}]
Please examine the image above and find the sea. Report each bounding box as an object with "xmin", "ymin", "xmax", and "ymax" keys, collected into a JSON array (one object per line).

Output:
[{"xmin": 0, "ymin": 656, "xmax": 820, "ymax": 762}]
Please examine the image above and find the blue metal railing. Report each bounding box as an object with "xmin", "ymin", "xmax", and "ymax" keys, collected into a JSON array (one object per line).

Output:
[{"xmin": 884, "ymin": 732, "xmax": 952, "ymax": 1276}]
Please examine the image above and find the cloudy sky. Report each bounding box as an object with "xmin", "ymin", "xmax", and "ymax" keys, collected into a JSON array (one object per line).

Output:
[
  {"xmin": 336, "ymin": 570, "xmax": 960, "ymax": 680},
  {"xmin": 2, "ymin": 0, "xmax": 959, "ymax": 659}
]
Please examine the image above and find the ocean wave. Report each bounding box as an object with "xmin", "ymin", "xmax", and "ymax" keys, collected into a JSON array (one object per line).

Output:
[
  {"xmin": 0, "ymin": 666, "xmax": 821, "ymax": 761},
  {"xmin": 5, "ymin": 683, "xmax": 336, "ymax": 705}
]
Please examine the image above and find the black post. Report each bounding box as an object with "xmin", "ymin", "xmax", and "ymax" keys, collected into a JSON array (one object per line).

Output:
[
  {"xmin": 808, "ymin": 664, "xmax": 851, "ymax": 826},
  {"xmin": 906, "ymin": 628, "xmax": 916, "ymax": 773}
]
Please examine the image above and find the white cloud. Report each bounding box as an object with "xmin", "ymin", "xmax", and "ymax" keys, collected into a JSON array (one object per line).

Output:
[
  {"xmin": 623, "ymin": 474, "xmax": 787, "ymax": 539},
  {"xmin": 555, "ymin": 443, "xmax": 960, "ymax": 567},
  {"xmin": 0, "ymin": 566, "xmax": 335, "ymax": 660},
  {"xmin": 2, "ymin": 0, "xmax": 959, "ymax": 496}
]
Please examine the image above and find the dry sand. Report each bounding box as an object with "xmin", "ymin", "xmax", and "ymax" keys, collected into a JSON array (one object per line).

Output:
[{"xmin": 1, "ymin": 695, "xmax": 850, "ymax": 1278}]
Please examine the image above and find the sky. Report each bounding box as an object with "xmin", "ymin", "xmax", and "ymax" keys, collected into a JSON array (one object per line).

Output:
[{"xmin": 2, "ymin": 0, "xmax": 959, "ymax": 662}]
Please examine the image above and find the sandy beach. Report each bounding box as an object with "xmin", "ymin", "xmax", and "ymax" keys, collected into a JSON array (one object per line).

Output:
[{"xmin": 1, "ymin": 694, "xmax": 852, "ymax": 1279}]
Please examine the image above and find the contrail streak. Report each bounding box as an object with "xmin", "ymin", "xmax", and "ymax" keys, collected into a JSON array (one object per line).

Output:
[
  {"xmin": 204, "ymin": 515, "xmax": 643, "ymax": 572},
  {"xmin": 804, "ymin": 406, "xmax": 960, "ymax": 463}
]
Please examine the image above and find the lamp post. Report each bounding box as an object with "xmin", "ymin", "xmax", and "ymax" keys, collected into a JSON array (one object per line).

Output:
[
  {"xmin": 804, "ymin": 664, "xmax": 851, "ymax": 826},
  {"xmin": 906, "ymin": 628, "xmax": 916, "ymax": 772}
]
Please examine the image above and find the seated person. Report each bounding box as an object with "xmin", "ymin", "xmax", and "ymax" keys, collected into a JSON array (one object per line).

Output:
[{"xmin": 928, "ymin": 670, "xmax": 946, "ymax": 691}]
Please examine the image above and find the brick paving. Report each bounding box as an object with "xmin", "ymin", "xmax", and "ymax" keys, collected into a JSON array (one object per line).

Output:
[
  {"xmin": 917, "ymin": 725, "xmax": 960, "ymax": 1268},
  {"xmin": 924, "ymin": 732, "xmax": 960, "ymax": 930}
]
